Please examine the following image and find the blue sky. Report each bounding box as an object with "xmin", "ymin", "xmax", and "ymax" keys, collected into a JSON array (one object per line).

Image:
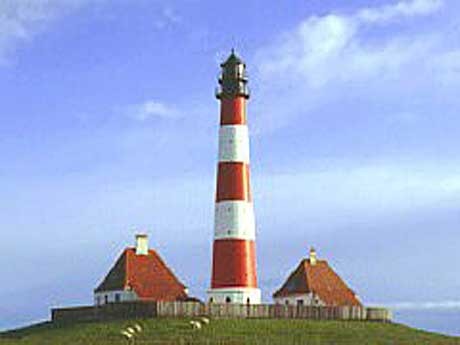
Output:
[{"xmin": 1, "ymin": 0, "xmax": 460, "ymax": 335}]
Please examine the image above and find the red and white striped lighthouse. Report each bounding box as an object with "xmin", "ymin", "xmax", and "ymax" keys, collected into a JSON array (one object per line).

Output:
[{"xmin": 208, "ymin": 50, "xmax": 261, "ymax": 304}]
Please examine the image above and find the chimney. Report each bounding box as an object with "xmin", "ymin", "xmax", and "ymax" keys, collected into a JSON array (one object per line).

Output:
[
  {"xmin": 135, "ymin": 234, "xmax": 149, "ymax": 255},
  {"xmin": 309, "ymin": 247, "xmax": 317, "ymax": 266}
]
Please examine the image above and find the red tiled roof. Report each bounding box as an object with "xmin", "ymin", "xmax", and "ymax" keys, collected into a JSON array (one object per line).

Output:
[
  {"xmin": 273, "ymin": 259, "xmax": 362, "ymax": 307},
  {"xmin": 95, "ymin": 248, "xmax": 188, "ymax": 301}
]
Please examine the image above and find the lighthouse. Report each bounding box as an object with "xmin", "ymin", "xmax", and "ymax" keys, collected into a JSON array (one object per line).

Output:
[{"xmin": 208, "ymin": 50, "xmax": 261, "ymax": 304}]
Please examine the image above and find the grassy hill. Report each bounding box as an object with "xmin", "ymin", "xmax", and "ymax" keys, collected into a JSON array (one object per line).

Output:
[{"xmin": 1, "ymin": 318, "xmax": 459, "ymax": 345}]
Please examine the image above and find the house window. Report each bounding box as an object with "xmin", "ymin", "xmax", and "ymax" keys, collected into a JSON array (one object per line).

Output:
[
  {"xmin": 297, "ymin": 299, "xmax": 304, "ymax": 306},
  {"xmin": 285, "ymin": 300, "xmax": 289, "ymax": 305},
  {"xmin": 246, "ymin": 298, "xmax": 250, "ymax": 305},
  {"xmin": 115, "ymin": 293, "xmax": 120, "ymax": 303},
  {"xmin": 96, "ymin": 296, "xmax": 101, "ymax": 306},
  {"xmin": 104, "ymin": 295, "xmax": 108, "ymax": 304},
  {"xmin": 209, "ymin": 298, "xmax": 214, "ymax": 303},
  {"xmin": 225, "ymin": 297, "xmax": 231, "ymax": 303}
]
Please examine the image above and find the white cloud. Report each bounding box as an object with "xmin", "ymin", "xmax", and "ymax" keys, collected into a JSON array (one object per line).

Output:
[
  {"xmin": 375, "ymin": 300, "xmax": 460, "ymax": 310},
  {"xmin": 154, "ymin": 7, "xmax": 181, "ymax": 30},
  {"xmin": 125, "ymin": 100, "xmax": 181, "ymax": 121},
  {"xmin": 252, "ymin": 0, "xmax": 458, "ymax": 133},
  {"xmin": 255, "ymin": 161, "xmax": 460, "ymax": 232},
  {"xmin": 0, "ymin": 1, "xmax": 183, "ymax": 62},
  {"xmin": 0, "ymin": 0, "xmax": 95, "ymax": 63},
  {"xmin": 357, "ymin": 0, "xmax": 443, "ymax": 23},
  {"xmin": 257, "ymin": 0, "xmax": 445, "ymax": 86}
]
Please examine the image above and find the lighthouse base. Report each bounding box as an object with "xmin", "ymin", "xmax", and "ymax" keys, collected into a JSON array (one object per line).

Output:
[{"xmin": 207, "ymin": 287, "xmax": 261, "ymax": 304}]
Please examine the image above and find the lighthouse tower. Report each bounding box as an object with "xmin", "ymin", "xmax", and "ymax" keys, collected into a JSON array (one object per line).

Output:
[{"xmin": 208, "ymin": 50, "xmax": 261, "ymax": 304}]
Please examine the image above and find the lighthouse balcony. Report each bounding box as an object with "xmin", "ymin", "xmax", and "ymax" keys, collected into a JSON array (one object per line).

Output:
[{"xmin": 215, "ymin": 86, "xmax": 250, "ymax": 99}]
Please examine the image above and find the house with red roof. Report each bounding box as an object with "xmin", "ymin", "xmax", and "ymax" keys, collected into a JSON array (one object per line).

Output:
[
  {"xmin": 94, "ymin": 234, "xmax": 189, "ymax": 305},
  {"xmin": 273, "ymin": 248, "xmax": 362, "ymax": 307}
]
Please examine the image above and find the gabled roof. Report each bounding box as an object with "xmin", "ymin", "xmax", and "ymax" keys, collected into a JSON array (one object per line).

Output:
[
  {"xmin": 95, "ymin": 248, "xmax": 188, "ymax": 301},
  {"xmin": 273, "ymin": 258, "xmax": 362, "ymax": 307}
]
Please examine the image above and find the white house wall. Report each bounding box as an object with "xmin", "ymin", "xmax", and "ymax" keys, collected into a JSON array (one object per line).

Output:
[
  {"xmin": 274, "ymin": 293, "xmax": 324, "ymax": 306},
  {"xmin": 94, "ymin": 290, "xmax": 138, "ymax": 305}
]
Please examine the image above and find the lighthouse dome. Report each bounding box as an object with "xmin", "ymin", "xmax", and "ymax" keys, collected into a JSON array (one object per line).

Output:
[{"xmin": 221, "ymin": 49, "xmax": 245, "ymax": 67}]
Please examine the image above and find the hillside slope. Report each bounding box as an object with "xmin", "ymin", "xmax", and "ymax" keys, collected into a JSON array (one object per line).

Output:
[{"xmin": 1, "ymin": 318, "xmax": 459, "ymax": 345}]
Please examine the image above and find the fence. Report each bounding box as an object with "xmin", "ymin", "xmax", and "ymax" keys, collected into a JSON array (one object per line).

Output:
[
  {"xmin": 51, "ymin": 301, "xmax": 157, "ymax": 322},
  {"xmin": 52, "ymin": 301, "xmax": 391, "ymax": 323}
]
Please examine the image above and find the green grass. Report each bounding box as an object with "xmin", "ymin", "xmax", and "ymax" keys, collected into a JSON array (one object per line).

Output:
[{"xmin": 1, "ymin": 318, "xmax": 459, "ymax": 345}]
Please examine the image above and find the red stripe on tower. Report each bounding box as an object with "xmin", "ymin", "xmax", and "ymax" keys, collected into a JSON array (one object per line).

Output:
[
  {"xmin": 220, "ymin": 97, "xmax": 247, "ymax": 125},
  {"xmin": 211, "ymin": 240, "xmax": 258, "ymax": 288},
  {"xmin": 208, "ymin": 50, "xmax": 261, "ymax": 304},
  {"xmin": 216, "ymin": 162, "xmax": 252, "ymax": 201}
]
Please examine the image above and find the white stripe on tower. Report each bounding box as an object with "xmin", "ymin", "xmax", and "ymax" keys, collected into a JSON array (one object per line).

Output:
[
  {"xmin": 214, "ymin": 201, "xmax": 255, "ymax": 240},
  {"xmin": 218, "ymin": 125, "xmax": 250, "ymax": 163}
]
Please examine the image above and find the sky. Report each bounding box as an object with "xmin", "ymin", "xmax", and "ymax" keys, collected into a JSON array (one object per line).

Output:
[{"xmin": 1, "ymin": 0, "xmax": 460, "ymax": 336}]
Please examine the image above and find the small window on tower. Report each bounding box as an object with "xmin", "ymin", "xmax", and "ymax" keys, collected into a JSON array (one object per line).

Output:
[{"xmin": 238, "ymin": 64, "xmax": 244, "ymax": 76}]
